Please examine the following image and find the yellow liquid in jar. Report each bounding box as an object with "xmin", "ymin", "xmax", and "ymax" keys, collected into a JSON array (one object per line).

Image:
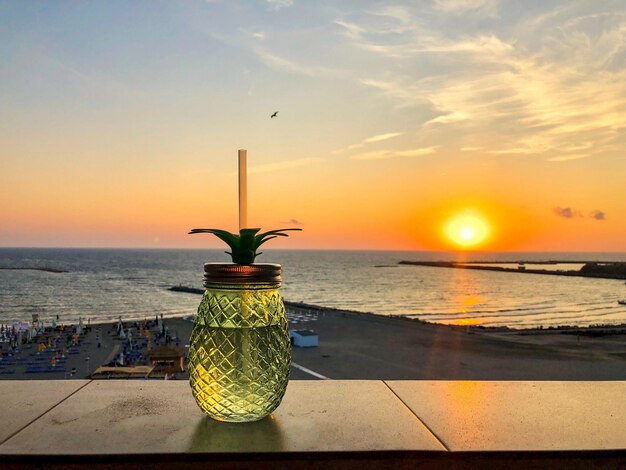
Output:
[{"xmin": 188, "ymin": 286, "xmax": 290, "ymax": 422}]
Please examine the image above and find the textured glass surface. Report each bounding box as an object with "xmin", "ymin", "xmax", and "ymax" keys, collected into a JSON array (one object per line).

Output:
[{"xmin": 188, "ymin": 283, "xmax": 291, "ymax": 422}]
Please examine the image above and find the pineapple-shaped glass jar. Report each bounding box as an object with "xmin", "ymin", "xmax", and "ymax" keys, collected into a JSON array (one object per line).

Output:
[{"xmin": 188, "ymin": 263, "xmax": 291, "ymax": 422}]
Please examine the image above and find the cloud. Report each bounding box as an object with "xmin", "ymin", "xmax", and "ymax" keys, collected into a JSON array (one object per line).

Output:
[
  {"xmin": 553, "ymin": 207, "xmax": 607, "ymax": 220},
  {"xmin": 547, "ymin": 154, "xmax": 590, "ymax": 162},
  {"xmin": 367, "ymin": 5, "xmax": 413, "ymax": 25},
  {"xmin": 434, "ymin": 0, "xmax": 498, "ymax": 15},
  {"xmin": 236, "ymin": 2, "xmax": 624, "ymax": 168},
  {"xmin": 553, "ymin": 207, "xmax": 579, "ymax": 219},
  {"xmin": 334, "ymin": 20, "xmax": 365, "ymax": 40},
  {"xmin": 254, "ymin": 48, "xmax": 341, "ymax": 78},
  {"xmin": 281, "ymin": 218, "xmax": 303, "ymax": 226},
  {"xmin": 490, "ymin": 147, "xmax": 538, "ymax": 155},
  {"xmin": 347, "ymin": 4, "xmax": 626, "ymax": 163},
  {"xmin": 396, "ymin": 146, "xmax": 440, "ymax": 157},
  {"xmin": 239, "ymin": 28, "xmax": 266, "ymax": 40},
  {"xmin": 266, "ymin": 0, "xmax": 293, "ymax": 11},
  {"xmin": 414, "ymin": 35, "xmax": 513, "ymax": 55},
  {"xmin": 337, "ymin": 131, "xmax": 402, "ymax": 152},
  {"xmin": 350, "ymin": 150, "xmax": 391, "ymax": 160},
  {"xmin": 460, "ymin": 147, "xmax": 482, "ymax": 152},
  {"xmin": 363, "ymin": 132, "xmax": 402, "ymax": 144},
  {"xmin": 424, "ymin": 112, "xmax": 470, "ymax": 126},
  {"xmin": 351, "ymin": 146, "xmax": 439, "ymax": 160},
  {"xmin": 246, "ymin": 157, "xmax": 322, "ymax": 175}
]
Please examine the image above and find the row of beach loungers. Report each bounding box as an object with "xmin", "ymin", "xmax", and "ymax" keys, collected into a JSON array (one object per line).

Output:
[
  {"xmin": 25, "ymin": 365, "xmax": 67, "ymax": 373},
  {"xmin": 0, "ymin": 333, "xmax": 86, "ymax": 375},
  {"xmin": 286, "ymin": 310, "xmax": 319, "ymax": 323}
]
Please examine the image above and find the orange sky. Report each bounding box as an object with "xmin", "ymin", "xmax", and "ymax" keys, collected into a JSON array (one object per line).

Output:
[{"xmin": 1, "ymin": 2, "xmax": 625, "ymax": 252}]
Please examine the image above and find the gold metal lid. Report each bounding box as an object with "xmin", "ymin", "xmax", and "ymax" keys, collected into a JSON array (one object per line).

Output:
[{"xmin": 203, "ymin": 263, "xmax": 282, "ymax": 284}]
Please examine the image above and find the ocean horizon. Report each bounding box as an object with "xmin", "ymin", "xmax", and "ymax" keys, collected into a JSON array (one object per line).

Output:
[{"xmin": 1, "ymin": 248, "xmax": 625, "ymax": 329}]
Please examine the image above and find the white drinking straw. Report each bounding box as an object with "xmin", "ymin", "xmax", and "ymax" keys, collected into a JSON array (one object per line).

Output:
[{"xmin": 238, "ymin": 149, "xmax": 247, "ymax": 231}]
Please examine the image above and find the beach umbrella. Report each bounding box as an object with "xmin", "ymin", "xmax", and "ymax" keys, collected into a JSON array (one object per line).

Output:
[{"xmin": 119, "ymin": 325, "xmax": 126, "ymax": 339}]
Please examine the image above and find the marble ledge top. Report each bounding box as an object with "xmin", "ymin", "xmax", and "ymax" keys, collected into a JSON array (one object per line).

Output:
[{"xmin": 0, "ymin": 380, "xmax": 624, "ymax": 455}]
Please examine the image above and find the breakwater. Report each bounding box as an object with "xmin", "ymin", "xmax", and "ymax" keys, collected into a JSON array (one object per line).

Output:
[
  {"xmin": 0, "ymin": 267, "xmax": 68, "ymax": 274},
  {"xmin": 399, "ymin": 261, "xmax": 626, "ymax": 280}
]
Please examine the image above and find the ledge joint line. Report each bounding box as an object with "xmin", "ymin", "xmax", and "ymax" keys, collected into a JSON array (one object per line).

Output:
[
  {"xmin": 0, "ymin": 379, "xmax": 93, "ymax": 446},
  {"xmin": 382, "ymin": 381, "xmax": 450, "ymax": 451}
]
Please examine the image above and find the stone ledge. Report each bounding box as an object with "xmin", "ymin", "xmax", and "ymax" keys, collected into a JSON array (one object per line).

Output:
[
  {"xmin": 386, "ymin": 380, "xmax": 626, "ymax": 451},
  {"xmin": 0, "ymin": 380, "xmax": 624, "ymax": 469}
]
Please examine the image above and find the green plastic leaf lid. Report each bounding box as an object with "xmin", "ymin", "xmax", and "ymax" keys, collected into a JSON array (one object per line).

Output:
[{"xmin": 188, "ymin": 227, "xmax": 302, "ymax": 265}]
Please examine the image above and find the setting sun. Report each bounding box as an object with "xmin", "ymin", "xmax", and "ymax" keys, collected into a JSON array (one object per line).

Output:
[{"xmin": 445, "ymin": 214, "xmax": 490, "ymax": 248}]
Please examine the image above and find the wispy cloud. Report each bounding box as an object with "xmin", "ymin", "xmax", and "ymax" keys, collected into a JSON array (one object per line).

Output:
[
  {"xmin": 424, "ymin": 112, "xmax": 469, "ymax": 126},
  {"xmin": 254, "ymin": 48, "xmax": 341, "ymax": 78},
  {"xmin": 266, "ymin": 0, "xmax": 293, "ymax": 11},
  {"xmin": 363, "ymin": 132, "xmax": 402, "ymax": 143},
  {"xmin": 244, "ymin": 30, "xmax": 265, "ymax": 40},
  {"xmin": 553, "ymin": 207, "xmax": 580, "ymax": 219},
  {"xmin": 591, "ymin": 210, "xmax": 606, "ymax": 221},
  {"xmin": 547, "ymin": 154, "xmax": 590, "ymax": 162},
  {"xmin": 346, "ymin": 4, "xmax": 626, "ymax": 163},
  {"xmin": 553, "ymin": 207, "xmax": 607, "ymax": 220},
  {"xmin": 434, "ymin": 0, "xmax": 498, "ymax": 16},
  {"xmin": 337, "ymin": 131, "xmax": 403, "ymax": 152},
  {"xmin": 334, "ymin": 20, "xmax": 365, "ymax": 40},
  {"xmin": 246, "ymin": 157, "xmax": 322, "ymax": 175},
  {"xmin": 351, "ymin": 146, "xmax": 439, "ymax": 160},
  {"xmin": 460, "ymin": 147, "xmax": 483, "ymax": 152},
  {"xmin": 490, "ymin": 147, "xmax": 542, "ymax": 156},
  {"xmin": 281, "ymin": 218, "xmax": 303, "ymax": 226},
  {"xmin": 413, "ymin": 35, "xmax": 513, "ymax": 55},
  {"xmin": 396, "ymin": 146, "xmax": 439, "ymax": 157}
]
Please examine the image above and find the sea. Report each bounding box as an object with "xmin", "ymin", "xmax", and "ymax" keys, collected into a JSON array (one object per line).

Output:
[{"xmin": 1, "ymin": 248, "xmax": 625, "ymax": 329}]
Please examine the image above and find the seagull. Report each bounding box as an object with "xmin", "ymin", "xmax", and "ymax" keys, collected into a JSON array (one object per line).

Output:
[{"xmin": 270, "ymin": 111, "xmax": 278, "ymax": 118}]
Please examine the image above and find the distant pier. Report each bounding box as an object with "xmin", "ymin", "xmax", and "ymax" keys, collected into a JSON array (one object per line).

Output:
[
  {"xmin": 169, "ymin": 285, "xmax": 204, "ymax": 294},
  {"xmin": 398, "ymin": 261, "xmax": 626, "ymax": 280},
  {"xmin": 0, "ymin": 267, "xmax": 68, "ymax": 274}
]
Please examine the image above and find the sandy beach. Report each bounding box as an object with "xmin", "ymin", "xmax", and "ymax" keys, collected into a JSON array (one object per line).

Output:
[
  {"xmin": 285, "ymin": 305, "xmax": 626, "ymax": 380},
  {"xmin": 1, "ymin": 302, "xmax": 624, "ymax": 381}
]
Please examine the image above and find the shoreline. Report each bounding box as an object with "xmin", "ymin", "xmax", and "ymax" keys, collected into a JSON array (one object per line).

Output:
[
  {"xmin": 284, "ymin": 300, "xmax": 626, "ymax": 336},
  {"xmin": 168, "ymin": 285, "xmax": 626, "ymax": 335}
]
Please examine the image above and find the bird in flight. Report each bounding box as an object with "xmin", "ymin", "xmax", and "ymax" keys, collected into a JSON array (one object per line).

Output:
[{"xmin": 270, "ymin": 111, "xmax": 278, "ymax": 118}]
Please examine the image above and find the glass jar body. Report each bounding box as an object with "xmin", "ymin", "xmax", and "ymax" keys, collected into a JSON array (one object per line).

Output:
[{"xmin": 188, "ymin": 280, "xmax": 291, "ymax": 422}]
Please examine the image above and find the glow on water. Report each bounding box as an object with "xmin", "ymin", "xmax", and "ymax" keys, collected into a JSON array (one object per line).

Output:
[{"xmin": 1, "ymin": 248, "xmax": 625, "ymax": 329}]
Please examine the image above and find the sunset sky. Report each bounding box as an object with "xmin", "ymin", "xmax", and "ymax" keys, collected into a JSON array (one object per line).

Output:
[{"xmin": 1, "ymin": 1, "xmax": 625, "ymax": 251}]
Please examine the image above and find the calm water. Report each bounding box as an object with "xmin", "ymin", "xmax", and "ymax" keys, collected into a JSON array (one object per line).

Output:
[{"xmin": 1, "ymin": 248, "xmax": 625, "ymax": 329}]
